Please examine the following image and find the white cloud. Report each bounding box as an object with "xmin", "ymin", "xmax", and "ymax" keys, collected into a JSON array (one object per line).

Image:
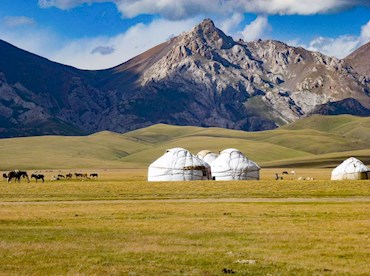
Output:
[
  {"xmin": 0, "ymin": 22, "xmax": 59, "ymax": 58},
  {"xmin": 360, "ymin": 20, "xmax": 370, "ymax": 43},
  {"xmin": 217, "ymin": 13, "xmax": 244, "ymax": 36},
  {"xmin": 308, "ymin": 36, "xmax": 360, "ymax": 58},
  {"xmin": 114, "ymin": 0, "xmax": 232, "ymax": 20},
  {"xmin": 307, "ymin": 20, "xmax": 370, "ymax": 58},
  {"xmin": 39, "ymin": 0, "xmax": 370, "ymax": 17},
  {"xmin": 240, "ymin": 16, "xmax": 271, "ymax": 41},
  {"xmin": 3, "ymin": 16, "xmax": 36, "ymax": 27},
  {"xmin": 240, "ymin": 0, "xmax": 365, "ymax": 15},
  {"xmin": 38, "ymin": 0, "xmax": 107, "ymax": 10}
]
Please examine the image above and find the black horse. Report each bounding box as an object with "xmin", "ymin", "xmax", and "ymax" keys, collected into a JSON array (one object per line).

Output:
[
  {"xmin": 31, "ymin": 174, "xmax": 45, "ymax": 183},
  {"xmin": 7, "ymin": 170, "xmax": 30, "ymax": 183},
  {"xmin": 90, "ymin": 173, "xmax": 98, "ymax": 178}
]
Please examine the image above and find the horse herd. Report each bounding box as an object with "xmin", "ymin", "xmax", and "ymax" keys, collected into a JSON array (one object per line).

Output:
[{"xmin": 2, "ymin": 170, "xmax": 99, "ymax": 183}]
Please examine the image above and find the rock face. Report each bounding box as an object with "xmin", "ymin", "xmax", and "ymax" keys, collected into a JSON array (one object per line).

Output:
[
  {"xmin": 345, "ymin": 41, "xmax": 370, "ymax": 77},
  {"xmin": 0, "ymin": 19, "xmax": 369, "ymax": 137}
]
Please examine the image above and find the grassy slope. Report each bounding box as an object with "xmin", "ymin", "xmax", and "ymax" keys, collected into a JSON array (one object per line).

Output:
[
  {"xmin": 122, "ymin": 115, "xmax": 370, "ymax": 167},
  {"xmin": 0, "ymin": 131, "xmax": 149, "ymax": 170},
  {"xmin": 0, "ymin": 115, "xmax": 369, "ymax": 169}
]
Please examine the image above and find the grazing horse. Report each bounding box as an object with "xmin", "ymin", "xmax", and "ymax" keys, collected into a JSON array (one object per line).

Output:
[
  {"xmin": 282, "ymin": 171, "xmax": 289, "ymax": 175},
  {"xmin": 90, "ymin": 173, "xmax": 98, "ymax": 178},
  {"xmin": 75, "ymin": 173, "xmax": 82, "ymax": 179},
  {"xmin": 31, "ymin": 174, "xmax": 45, "ymax": 183},
  {"xmin": 2, "ymin": 173, "xmax": 7, "ymax": 181},
  {"xmin": 7, "ymin": 170, "xmax": 30, "ymax": 183},
  {"xmin": 57, "ymin": 174, "xmax": 65, "ymax": 179},
  {"xmin": 66, "ymin": 173, "xmax": 72, "ymax": 179}
]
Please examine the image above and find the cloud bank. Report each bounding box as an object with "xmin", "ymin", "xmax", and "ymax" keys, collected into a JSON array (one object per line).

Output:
[
  {"xmin": 241, "ymin": 16, "xmax": 271, "ymax": 41},
  {"xmin": 307, "ymin": 20, "xmax": 370, "ymax": 58},
  {"xmin": 38, "ymin": 0, "xmax": 370, "ymax": 17}
]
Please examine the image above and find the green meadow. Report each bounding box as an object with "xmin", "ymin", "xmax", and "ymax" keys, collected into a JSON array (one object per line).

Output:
[
  {"xmin": 0, "ymin": 115, "xmax": 369, "ymax": 170},
  {"xmin": 0, "ymin": 115, "xmax": 369, "ymax": 274}
]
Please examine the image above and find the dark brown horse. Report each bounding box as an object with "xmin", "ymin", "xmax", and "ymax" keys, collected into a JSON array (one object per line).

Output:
[
  {"xmin": 75, "ymin": 173, "xmax": 82, "ymax": 178},
  {"xmin": 31, "ymin": 174, "xmax": 44, "ymax": 183},
  {"xmin": 7, "ymin": 170, "xmax": 30, "ymax": 183},
  {"xmin": 90, "ymin": 173, "xmax": 98, "ymax": 178}
]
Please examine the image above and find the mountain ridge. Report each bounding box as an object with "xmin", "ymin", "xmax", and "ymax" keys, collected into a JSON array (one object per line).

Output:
[{"xmin": 0, "ymin": 19, "xmax": 369, "ymax": 138}]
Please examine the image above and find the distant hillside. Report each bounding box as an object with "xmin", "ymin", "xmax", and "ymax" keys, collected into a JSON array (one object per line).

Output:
[{"xmin": 0, "ymin": 115, "xmax": 369, "ymax": 170}]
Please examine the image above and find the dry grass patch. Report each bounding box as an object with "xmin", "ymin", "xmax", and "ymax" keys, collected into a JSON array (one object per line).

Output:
[
  {"xmin": 0, "ymin": 202, "xmax": 368, "ymax": 274},
  {"xmin": 0, "ymin": 168, "xmax": 368, "ymax": 274}
]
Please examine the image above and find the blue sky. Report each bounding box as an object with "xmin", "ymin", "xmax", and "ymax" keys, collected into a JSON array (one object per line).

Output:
[{"xmin": 0, "ymin": 0, "xmax": 369, "ymax": 70}]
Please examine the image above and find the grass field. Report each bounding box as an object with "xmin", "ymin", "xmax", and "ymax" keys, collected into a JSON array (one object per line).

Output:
[
  {"xmin": 0, "ymin": 169, "xmax": 369, "ymax": 275},
  {"xmin": 0, "ymin": 115, "xmax": 369, "ymax": 274}
]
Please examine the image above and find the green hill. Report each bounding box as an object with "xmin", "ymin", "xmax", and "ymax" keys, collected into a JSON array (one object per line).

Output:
[
  {"xmin": 0, "ymin": 131, "xmax": 149, "ymax": 170},
  {"xmin": 0, "ymin": 115, "xmax": 369, "ymax": 170}
]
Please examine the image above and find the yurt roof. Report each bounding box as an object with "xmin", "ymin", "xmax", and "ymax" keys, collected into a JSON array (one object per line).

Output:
[
  {"xmin": 220, "ymin": 148, "xmax": 242, "ymax": 154},
  {"xmin": 197, "ymin": 150, "xmax": 213, "ymax": 157},
  {"xmin": 333, "ymin": 157, "xmax": 370, "ymax": 172}
]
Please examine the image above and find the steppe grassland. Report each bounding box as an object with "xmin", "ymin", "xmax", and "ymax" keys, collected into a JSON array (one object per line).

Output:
[
  {"xmin": 0, "ymin": 169, "xmax": 369, "ymax": 274},
  {"xmin": 0, "ymin": 199, "xmax": 368, "ymax": 274}
]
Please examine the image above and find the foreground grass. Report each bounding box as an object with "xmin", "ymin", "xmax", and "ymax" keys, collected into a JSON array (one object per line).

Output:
[
  {"xmin": 0, "ymin": 201, "xmax": 368, "ymax": 275},
  {"xmin": 0, "ymin": 169, "xmax": 369, "ymax": 274}
]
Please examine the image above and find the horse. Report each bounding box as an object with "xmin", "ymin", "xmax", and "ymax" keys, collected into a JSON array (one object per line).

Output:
[
  {"xmin": 31, "ymin": 174, "xmax": 44, "ymax": 183},
  {"xmin": 57, "ymin": 174, "xmax": 65, "ymax": 179},
  {"xmin": 66, "ymin": 173, "xmax": 72, "ymax": 179},
  {"xmin": 90, "ymin": 173, "xmax": 98, "ymax": 178},
  {"xmin": 2, "ymin": 173, "xmax": 7, "ymax": 181},
  {"xmin": 75, "ymin": 173, "xmax": 82, "ymax": 178},
  {"xmin": 282, "ymin": 171, "xmax": 289, "ymax": 175},
  {"xmin": 7, "ymin": 170, "xmax": 30, "ymax": 183}
]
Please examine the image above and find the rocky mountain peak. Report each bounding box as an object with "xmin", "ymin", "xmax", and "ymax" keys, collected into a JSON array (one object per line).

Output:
[{"xmin": 186, "ymin": 18, "xmax": 235, "ymax": 50}]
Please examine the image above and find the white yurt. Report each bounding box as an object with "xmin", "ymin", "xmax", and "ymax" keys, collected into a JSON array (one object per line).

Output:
[
  {"xmin": 331, "ymin": 157, "xmax": 370, "ymax": 180},
  {"xmin": 196, "ymin": 150, "xmax": 219, "ymax": 166},
  {"xmin": 148, "ymin": 148, "xmax": 211, "ymax": 181},
  {"xmin": 211, "ymin": 148, "xmax": 260, "ymax": 180}
]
